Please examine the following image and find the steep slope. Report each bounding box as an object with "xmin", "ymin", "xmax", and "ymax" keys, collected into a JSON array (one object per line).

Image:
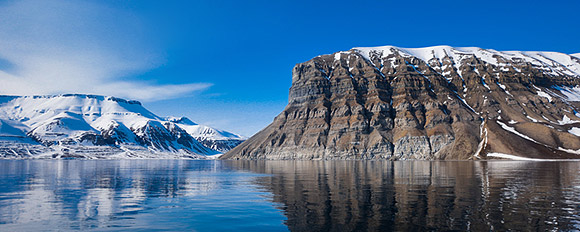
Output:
[
  {"xmin": 0, "ymin": 94, "xmax": 244, "ymax": 159},
  {"xmin": 223, "ymin": 45, "xmax": 580, "ymax": 160},
  {"xmin": 166, "ymin": 117, "xmax": 246, "ymax": 153}
]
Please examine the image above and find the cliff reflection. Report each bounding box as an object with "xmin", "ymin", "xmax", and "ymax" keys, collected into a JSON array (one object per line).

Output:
[{"xmin": 229, "ymin": 161, "xmax": 580, "ymax": 231}]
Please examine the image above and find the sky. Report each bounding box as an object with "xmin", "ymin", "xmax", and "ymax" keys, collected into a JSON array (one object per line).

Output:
[{"xmin": 0, "ymin": 0, "xmax": 578, "ymax": 136}]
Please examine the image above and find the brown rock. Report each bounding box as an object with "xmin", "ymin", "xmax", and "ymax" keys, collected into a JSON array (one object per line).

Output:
[{"xmin": 223, "ymin": 46, "xmax": 580, "ymax": 160}]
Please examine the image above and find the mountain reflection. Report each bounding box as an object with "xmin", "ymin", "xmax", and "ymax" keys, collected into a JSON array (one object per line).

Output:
[
  {"xmin": 228, "ymin": 161, "xmax": 580, "ymax": 231},
  {"xmin": 1, "ymin": 160, "xmax": 580, "ymax": 231},
  {"xmin": 0, "ymin": 160, "xmax": 287, "ymax": 231}
]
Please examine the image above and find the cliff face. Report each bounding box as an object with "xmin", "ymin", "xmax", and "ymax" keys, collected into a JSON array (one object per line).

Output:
[{"xmin": 223, "ymin": 46, "xmax": 580, "ymax": 160}]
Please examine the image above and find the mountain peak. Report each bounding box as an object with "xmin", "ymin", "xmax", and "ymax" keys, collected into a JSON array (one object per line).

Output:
[
  {"xmin": 166, "ymin": 116, "xmax": 197, "ymax": 125},
  {"xmin": 4, "ymin": 94, "xmax": 143, "ymax": 105}
]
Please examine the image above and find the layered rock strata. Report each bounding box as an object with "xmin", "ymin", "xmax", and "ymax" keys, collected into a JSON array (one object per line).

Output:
[{"xmin": 223, "ymin": 46, "xmax": 580, "ymax": 160}]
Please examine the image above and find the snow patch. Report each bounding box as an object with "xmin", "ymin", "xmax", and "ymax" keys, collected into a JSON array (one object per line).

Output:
[
  {"xmin": 558, "ymin": 115, "xmax": 580, "ymax": 125},
  {"xmin": 474, "ymin": 121, "xmax": 487, "ymax": 159},
  {"xmin": 496, "ymin": 82, "xmax": 513, "ymax": 96},
  {"xmin": 569, "ymin": 127, "xmax": 580, "ymax": 136},
  {"xmin": 497, "ymin": 83, "xmax": 507, "ymax": 90},
  {"xmin": 497, "ymin": 121, "xmax": 536, "ymax": 142},
  {"xmin": 487, "ymin": 153, "xmax": 557, "ymax": 161},
  {"xmin": 334, "ymin": 53, "xmax": 341, "ymax": 61},
  {"xmin": 553, "ymin": 86, "xmax": 580, "ymax": 101},
  {"xmin": 454, "ymin": 92, "xmax": 478, "ymax": 114},
  {"xmin": 481, "ymin": 78, "xmax": 491, "ymax": 90},
  {"xmin": 205, "ymin": 153, "xmax": 224, "ymax": 159},
  {"xmin": 526, "ymin": 116, "xmax": 539, "ymax": 123},
  {"xmin": 533, "ymin": 86, "xmax": 553, "ymax": 102},
  {"xmin": 557, "ymin": 147, "xmax": 580, "ymax": 155}
]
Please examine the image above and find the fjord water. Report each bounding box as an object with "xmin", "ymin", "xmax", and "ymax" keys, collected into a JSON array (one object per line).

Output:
[
  {"xmin": 1, "ymin": 160, "xmax": 580, "ymax": 231},
  {"xmin": 0, "ymin": 160, "xmax": 287, "ymax": 231}
]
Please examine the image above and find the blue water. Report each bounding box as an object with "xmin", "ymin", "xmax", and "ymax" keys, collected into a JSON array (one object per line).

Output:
[
  {"xmin": 1, "ymin": 160, "xmax": 580, "ymax": 231},
  {"xmin": 0, "ymin": 160, "xmax": 288, "ymax": 231}
]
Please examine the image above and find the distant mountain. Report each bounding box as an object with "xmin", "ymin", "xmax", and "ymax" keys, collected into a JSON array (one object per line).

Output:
[
  {"xmin": 0, "ymin": 94, "xmax": 245, "ymax": 159},
  {"xmin": 165, "ymin": 116, "xmax": 246, "ymax": 152},
  {"xmin": 223, "ymin": 45, "xmax": 580, "ymax": 160}
]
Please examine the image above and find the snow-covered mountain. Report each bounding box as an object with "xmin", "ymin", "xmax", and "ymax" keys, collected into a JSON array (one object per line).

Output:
[
  {"xmin": 165, "ymin": 116, "xmax": 246, "ymax": 152},
  {"xmin": 0, "ymin": 94, "xmax": 245, "ymax": 159}
]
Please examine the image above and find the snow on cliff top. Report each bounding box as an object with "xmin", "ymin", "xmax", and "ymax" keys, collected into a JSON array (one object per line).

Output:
[{"xmin": 351, "ymin": 45, "xmax": 580, "ymax": 77}]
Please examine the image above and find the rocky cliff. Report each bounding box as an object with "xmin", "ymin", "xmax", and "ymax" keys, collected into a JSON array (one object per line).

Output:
[{"xmin": 223, "ymin": 46, "xmax": 580, "ymax": 160}]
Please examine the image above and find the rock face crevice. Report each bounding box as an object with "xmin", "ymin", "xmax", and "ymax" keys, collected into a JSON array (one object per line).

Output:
[{"xmin": 223, "ymin": 46, "xmax": 580, "ymax": 160}]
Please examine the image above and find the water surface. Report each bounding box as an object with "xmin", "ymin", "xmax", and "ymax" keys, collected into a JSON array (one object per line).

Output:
[
  {"xmin": 0, "ymin": 160, "xmax": 286, "ymax": 231},
  {"xmin": 1, "ymin": 160, "xmax": 580, "ymax": 231}
]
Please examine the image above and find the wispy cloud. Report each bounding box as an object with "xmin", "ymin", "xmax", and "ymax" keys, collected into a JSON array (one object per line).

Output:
[{"xmin": 0, "ymin": 0, "xmax": 210, "ymax": 101}]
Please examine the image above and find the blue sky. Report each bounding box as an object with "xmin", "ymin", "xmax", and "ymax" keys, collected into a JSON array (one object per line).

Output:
[{"xmin": 0, "ymin": 0, "xmax": 578, "ymax": 136}]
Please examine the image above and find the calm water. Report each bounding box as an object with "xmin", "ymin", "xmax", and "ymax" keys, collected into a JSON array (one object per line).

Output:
[{"xmin": 0, "ymin": 160, "xmax": 580, "ymax": 231}]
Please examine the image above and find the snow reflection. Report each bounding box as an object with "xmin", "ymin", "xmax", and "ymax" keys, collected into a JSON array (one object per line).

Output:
[{"xmin": 0, "ymin": 160, "xmax": 287, "ymax": 231}]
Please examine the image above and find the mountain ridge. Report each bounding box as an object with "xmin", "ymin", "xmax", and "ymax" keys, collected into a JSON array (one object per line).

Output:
[{"xmin": 0, "ymin": 94, "xmax": 245, "ymax": 159}]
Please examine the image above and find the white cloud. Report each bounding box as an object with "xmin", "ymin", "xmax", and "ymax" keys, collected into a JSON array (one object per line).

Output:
[{"xmin": 0, "ymin": 0, "xmax": 209, "ymax": 101}]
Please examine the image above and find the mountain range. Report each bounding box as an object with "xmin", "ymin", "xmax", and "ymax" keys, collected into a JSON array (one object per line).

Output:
[
  {"xmin": 0, "ymin": 94, "xmax": 245, "ymax": 159},
  {"xmin": 223, "ymin": 45, "xmax": 580, "ymax": 160}
]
